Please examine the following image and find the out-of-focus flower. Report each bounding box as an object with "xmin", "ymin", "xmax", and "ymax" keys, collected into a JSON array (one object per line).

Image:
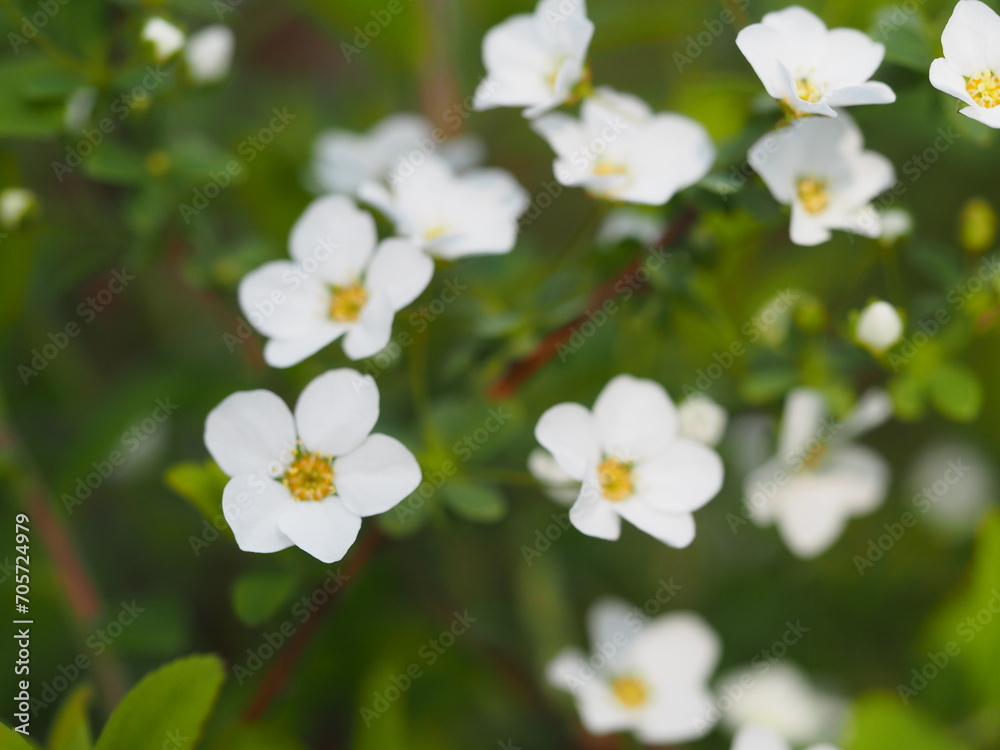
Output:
[
  {"xmin": 732, "ymin": 724, "xmax": 840, "ymax": 750},
  {"xmin": 959, "ymin": 197, "xmax": 997, "ymax": 253},
  {"xmin": 744, "ymin": 388, "xmax": 891, "ymax": 558},
  {"xmin": 359, "ymin": 155, "xmax": 528, "ymax": 259},
  {"xmin": 238, "ymin": 195, "xmax": 433, "ymax": 366},
  {"xmin": 534, "ymin": 375, "xmax": 724, "ymax": 547},
  {"xmin": 532, "ymin": 87, "xmax": 715, "ymax": 205},
  {"xmin": 0, "ymin": 188, "xmax": 36, "ymax": 230},
  {"xmin": 930, "ymin": 0, "xmax": 1000, "ymax": 128},
  {"xmin": 749, "ymin": 115, "xmax": 894, "ymax": 246},
  {"xmin": 474, "ymin": 0, "xmax": 594, "ymax": 118},
  {"xmin": 595, "ymin": 208, "xmax": 665, "ymax": 247},
  {"xmin": 204, "ymin": 369, "xmax": 421, "ymax": 563},
  {"xmin": 528, "ymin": 448, "xmax": 580, "ymax": 504},
  {"xmin": 547, "ymin": 598, "xmax": 721, "ymax": 743},
  {"xmin": 879, "ymin": 207, "xmax": 912, "ymax": 244},
  {"xmin": 718, "ymin": 663, "xmax": 847, "ymax": 745},
  {"xmin": 185, "ymin": 25, "xmax": 235, "ymax": 84},
  {"xmin": 855, "ymin": 300, "xmax": 903, "ymax": 354},
  {"xmin": 142, "ymin": 17, "xmax": 185, "ymax": 61},
  {"xmin": 64, "ymin": 87, "xmax": 96, "ymax": 131},
  {"xmin": 736, "ymin": 5, "xmax": 895, "ymax": 118},
  {"xmin": 678, "ymin": 394, "xmax": 728, "ymax": 447},
  {"xmin": 907, "ymin": 440, "xmax": 996, "ymax": 534}
]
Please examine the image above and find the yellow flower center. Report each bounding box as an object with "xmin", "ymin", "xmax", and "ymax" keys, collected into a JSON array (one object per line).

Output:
[
  {"xmin": 282, "ymin": 452, "xmax": 336, "ymax": 501},
  {"xmin": 796, "ymin": 177, "xmax": 829, "ymax": 215},
  {"xmin": 966, "ymin": 71, "xmax": 1000, "ymax": 108},
  {"xmin": 424, "ymin": 226, "xmax": 447, "ymax": 241},
  {"xmin": 799, "ymin": 442, "xmax": 828, "ymax": 471},
  {"xmin": 610, "ymin": 676, "xmax": 649, "ymax": 708},
  {"xmin": 598, "ymin": 457, "xmax": 634, "ymax": 502},
  {"xmin": 594, "ymin": 161, "xmax": 627, "ymax": 177},
  {"xmin": 795, "ymin": 78, "xmax": 823, "ymax": 103},
  {"xmin": 329, "ymin": 281, "xmax": 367, "ymax": 322}
]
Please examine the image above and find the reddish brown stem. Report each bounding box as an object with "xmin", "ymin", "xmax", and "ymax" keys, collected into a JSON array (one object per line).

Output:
[
  {"xmin": 242, "ymin": 528, "xmax": 384, "ymax": 722},
  {"xmin": 488, "ymin": 206, "xmax": 699, "ymax": 399}
]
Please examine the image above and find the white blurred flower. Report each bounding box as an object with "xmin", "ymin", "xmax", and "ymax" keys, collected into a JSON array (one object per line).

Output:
[
  {"xmin": 142, "ymin": 17, "xmax": 185, "ymax": 61},
  {"xmin": 185, "ymin": 25, "xmax": 234, "ymax": 84},
  {"xmin": 548, "ymin": 598, "xmax": 721, "ymax": 743},
  {"xmin": 532, "ymin": 87, "xmax": 715, "ymax": 205},
  {"xmin": 239, "ymin": 195, "xmax": 433, "ymax": 366},
  {"xmin": 719, "ymin": 663, "xmax": 847, "ymax": 746},
  {"xmin": 732, "ymin": 724, "xmax": 840, "ymax": 750},
  {"xmin": 0, "ymin": 188, "xmax": 36, "ymax": 230},
  {"xmin": 736, "ymin": 5, "xmax": 895, "ymax": 118},
  {"xmin": 528, "ymin": 448, "xmax": 580, "ymax": 504},
  {"xmin": 908, "ymin": 441, "xmax": 996, "ymax": 534},
  {"xmin": 749, "ymin": 115, "xmax": 894, "ymax": 246},
  {"xmin": 678, "ymin": 395, "xmax": 728, "ymax": 447},
  {"xmin": 855, "ymin": 300, "xmax": 903, "ymax": 354},
  {"xmin": 930, "ymin": 0, "xmax": 1000, "ymax": 128},
  {"xmin": 474, "ymin": 0, "xmax": 594, "ymax": 118},
  {"xmin": 595, "ymin": 208, "xmax": 665, "ymax": 247},
  {"xmin": 879, "ymin": 207, "xmax": 912, "ymax": 243},
  {"xmin": 535, "ymin": 375, "xmax": 724, "ymax": 547},
  {"xmin": 745, "ymin": 388, "xmax": 891, "ymax": 558},
  {"xmin": 359, "ymin": 155, "xmax": 528, "ymax": 259},
  {"xmin": 64, "ymin": 87, "xmax": 96, "ymax": 131},
  {"xmin": 204, "ymin": 369, "xmax": 421, "ymax": 563}
]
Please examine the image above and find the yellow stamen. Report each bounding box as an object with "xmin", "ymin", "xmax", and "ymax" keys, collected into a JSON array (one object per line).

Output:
[
  {"xmin": 329, "ymin": 281, "xmax": 367, "ymax": 322},
  {"xmin": 282, "ymin": 452, "xmax": 335, "ymax": 501},
  {"xmin": 594, "ymin": 162, "xmax": 627, "ymax": 177},
  {"xmin": 966, "ymin": 71, "xmax": 1000, "ymax": 108},
  {"xmin": 598, "ymin": 457, "xmax": 634, "ymax": 502},
  {"xmin": 796, "ymin": 177, "xmax": 829, "ymax": 215},
  {"xmin": 611, "ymin": 676, "xmax": 648, "ymax": 708},
  {"xmin": 795, "ymin": 78, "xmax": 823, "ymax": 103}
]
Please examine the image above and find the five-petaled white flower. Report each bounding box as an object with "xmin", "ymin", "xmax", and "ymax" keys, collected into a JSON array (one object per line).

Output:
[
  {"xmin": 184, "ymin": 25, "xmax": 235, "ymax": 85},
  {"xmin": 732, "ymin": 725, "xmax": 839, "ymax": 750},
  {"xmin": 205, "ymin": 369, "xmax": 421, "ymax": 563},
  {"xmin": 744, "ymin": 388, "xmax": 891, "ymax": 558},
  {"xmin": 748, "ymin": 115, "xmax": 894, "ymax": 246},
  {"xmin": 473, "ymin": 0, "xmax": 594, "ymax": 118},
  {"xmin": 736, "ymin": 5, "xmax": 895, "ymax": 118},
  {"xmin": 930, "ymin": 0, "xmax": 1000, "ymax": 128},
  {"xmin": 359, "ymin": 155, "xmax": 528, "ymax": 259},
  {"xmin": 532, "ymin": 87, "xmax": 715, "ymax": 205},
  {"xmin": 534, "ymin": 375, "xmax": 724, "ymax": 547},
  {"xmin": 239, "ymin": 195, "xmax": 433, "ymax": 367},
  {"xmin": 547, "ymin": 598, "xmax": 721, "ymax": 743},
  {"xmin": 855, "ymin": 299, "xmax": 903, "ymax": 354}
]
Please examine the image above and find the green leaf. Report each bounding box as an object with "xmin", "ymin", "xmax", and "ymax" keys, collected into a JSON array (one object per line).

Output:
[
  {"xmin": 232, "ymin": 570, "xmax": 299, "ymax": 626},
  {"xmin": 441, "ymin": 481, "xmax": 507, "ymax": 523},
  {"xmin": 48, "ymin": 685, "xmax": 93, "ymax": 750},
  {"xmin": 165, "ymin": 461, "xmax": 228, "ymax": 523},
  {"xmin": 351, "ymin": 659, "xmax": 408, "ymax": 750},
  {"xmin": 94, "ymin": 655, "xmax": 225, "ymax": 750},
  {"xmin": 0, "ymin": 56, "xmax": 69, "ymax": 138},
  {"xmin": 928, "ymin": 365, "xmax": 982, "ymax": 422},
  {"xmin": 83, "ymin": 142, "xmax": 146, "ymax": 186},
  {"xmin": 845, "ymin": 693, "xmax": 975, "ymax": 750},
  {"xmin": 0, "ymin": 723, "xmax": 35, "ymax": 749}
]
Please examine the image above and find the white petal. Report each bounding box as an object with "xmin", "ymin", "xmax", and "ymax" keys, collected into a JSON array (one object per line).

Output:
[
  {"xmin": 587, "ymin": 597, "xmax": 640, "ymax": 671},
  {"xmin": 568, "ymin": 490, "xmax": 621, "ymax": 540},
  {"xmin": 629, "ymin": 611, "xmax": 721, "ymax": 685},
  {"xmin": 779, "ymin": 389, "xmax": 827, "ymax": 463},
  {"xmin": 238, "ymin": 261, "xmax": 329, "ymax": 339},
  {"xmin": 615, "ymin": 501, "xmax": 697, "ymax": 548},
  {"xmin": 364, "ymin": 238, "xmax": 434, "ymax": 310},
  {"xmin": 732, "ymin": 725, "xmax": 790, "ymax": 750},
  {"xmin": 634, "ymin": 440, "xmax": 724, "ymax": 513},
  {"xmin": 573, "ymin": 681, "xmax": 635, "ymax": 736},
  {"xmin": 941, "ymin": 0, "xmax": 1000, "ymax": 75},
  {"xmin": 959, "ymin": 101, "xmax": 1000, "ymax": 128},
  {"xmin": 824, "ymin": 82, "xmax": 895, "ymax": 107},
  {"xmin": 288, "ymin": 195, "xmax": 377, "ymax": 285},
  {"xmin": 816, "ymin": 445, "xmax": 890, "ymax": 515},
  {"xmin": 790, "ymin": 205, "xmax": 833, "ymax": 246},
  {"xmin": 546, "ymin": 646, "xmax": 590, "ymax": 691},
  {"xmin": 335, "ymin": 434, "xmax": 421, "ymax": 517},
  {"xmin": 839, "ymin": 389, "xmax": 892, "ymax": 441},
  {"xmin": 278, "ymin": 499, "xmax": 362, "ymax": 563},
  {"xmin": 222, "ymin": 475, "xmax": 296, "ymax": 553},
  {"xmin": 205, "ymin": 390, "xmax": 296, "ymax": 477},
  {"xmin": 636, "ymin": 684, "xmax": 717, "ymax": 743},
  {"xmin": 184, "ymin": 25, "xmax": 234, "ymax": 84},
  {"xmin": 735, "ymin": 24, "xmax": 789, "ymax": 99},
  {"xmin": 342, "ymin": 292, "xmax": 395, "ymax": 360},
  {"xmin": 929, "ymin": 57, "xmax": 977, "ymax": 107},
  {"xmin": 262, "ymin": 325, "xmax": 347, "ymax": 369},
  {"xmin": 593, "ymin": 375, "xmax": 679, "ymax": 460},
  {"xmin": 817, "ymin": 29, "xmax": 886, "ymax": 88},
  {"xmin": 294, "ymin": 368, "xmax": 379, "ymax": 456},
  {"xmin": 535, "ymin": 403, "xmax": 600, "ymax": 479},
  {"xmin": 774, "ymin": 476, "xmax": 853, "ymax": 558}
]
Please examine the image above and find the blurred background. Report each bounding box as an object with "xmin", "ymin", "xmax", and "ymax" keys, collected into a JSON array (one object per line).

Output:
[{"xmin": 1, "ymin": 0, "xmax": 999, "ymax": 747}]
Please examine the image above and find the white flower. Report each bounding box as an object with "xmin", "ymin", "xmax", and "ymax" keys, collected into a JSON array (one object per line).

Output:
[
  {"xmin": 735, "ymin": 5, "xmax": 895, "ymax": 118},
  {"xmin": 185, "ymin": 25, "xmax": 234, "ymax": 84},
  {"xmin": 907, "ymin": 441, "xmax": 996, "ymax": 534},
  {"xmin": 547, "ymin": 598, "xmax": 721, "ymax": 743},
  {"xmin": 359, "ymin": 155, "xmax": 528, "ymax": 259},
  {"xmin": 732, "ymin": 725, "xmax": 839, "ymax": 750},
  {"xmin": 595, "ymin": 208, "xmax": 665, "ymax": 247},
  {"xmin": 64, "ymin": 87, "xmax": 96, "ymax": 131},
  {"xmin": 534, "ymin": 375, "xmax": 724, "ymax": 547},
  {"xmin": 0, "ymin": 188, "xmax": 36, "ymax": 230},
  {"xmin": 238, "ymin": 195, "xmax": 433, "ymax": 367},
  {"xmin": 473, "ymin": 0, "xmax": 594, "ymax": 118},
  {"xmin": 204, "ymin": 369, "xmax": 421, "ymax": 563},
  {"xmin": 678, "ymin": 395, "xmax": 728, "ymax": 447},
  {"xmin": 142, "ymin": 17, "xmax": 185, "ymax": 61},
  {"xmin": 930, "ymin": 0, "xmax": 1000, "ymax": 128},
  {"xmin": 532, "ymin": 87, "xmax": 715, "ymax": 205},
  {"xmin": 855, "ymin": 300, "xmax": 903, "ymax": 353},
  {"xmin": 879, "ymin": 207, "xmax": 912, "ymax": 243},
  {"xmin": 748, "ymin": 115, "xmax": 894, "ymax": 246},
  {"xmin": 745, "ymin": 388, "xmax": 891, "ymax": 558},
  {"xmin": 719, "ymin": 663, "xmax": 846, "ymax": 746},
  {"xmin": 528, "ymin": 448, "xmax": 580, "ymax": 504}
]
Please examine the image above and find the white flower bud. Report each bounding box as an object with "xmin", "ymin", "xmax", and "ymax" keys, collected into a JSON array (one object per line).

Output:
[
  {"xmin": 185, "ymin": 25, "xmax": 235, "ymax": 84},
  {"xmin": 677, "ymin": 394, "xmax": 728, "ymax": 447},
  {"xmin": 0, "ymin": 188, "xmax": 36, "ymax": 230},
  {"xmin": 856, "ymin": 300, "xmax": 903, "ymax": 353},
  {"xmin": 142, "ymin": 17, "xmax": 186, "ymax": 61}
]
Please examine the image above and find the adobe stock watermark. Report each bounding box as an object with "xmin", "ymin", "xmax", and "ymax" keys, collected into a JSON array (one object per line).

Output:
[{"xmin": 8, "ymin": 0, "xmax": 71, "ymax": 52}]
